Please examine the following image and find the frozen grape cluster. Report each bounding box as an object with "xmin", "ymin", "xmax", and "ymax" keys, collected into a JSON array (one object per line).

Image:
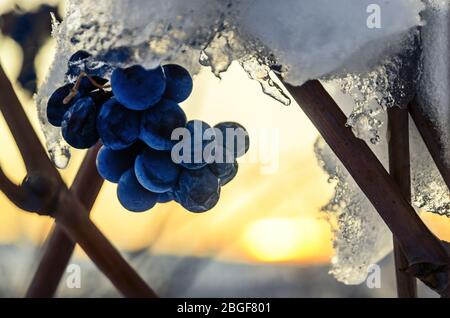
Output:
[{"xmin": 47, "ymin": 51, "xmax": 250, "ymax": 213}]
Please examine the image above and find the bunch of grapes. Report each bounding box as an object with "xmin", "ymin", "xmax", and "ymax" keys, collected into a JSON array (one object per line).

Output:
[{"xmin": 47, "ymin": 51, "xmax": 250, "ymax": 213}]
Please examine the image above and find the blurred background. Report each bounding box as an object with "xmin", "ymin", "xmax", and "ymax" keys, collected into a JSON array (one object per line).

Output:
[{"xmin": 0, "ymin": 0, "xmax": 448, "ymax": 297}]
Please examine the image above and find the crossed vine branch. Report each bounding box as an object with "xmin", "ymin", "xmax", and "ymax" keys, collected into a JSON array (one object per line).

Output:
[
  {"xmin": 281, "ymin": 80, "xmax": 450, "ymax": 297},
  {"xmin": 0, "ymin": 64, "xmax": 156, "ymax": 298}
]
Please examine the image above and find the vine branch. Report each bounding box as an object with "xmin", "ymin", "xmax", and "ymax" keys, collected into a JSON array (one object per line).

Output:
[
  {"xmin": 0, "ymin": 65, "xmax": 60, "ymax": 179},
  {"xmin": 0, "ymin": 166, "xmax": 35, "ymax": 210},
  {"xmin": 387, "ymin": 106, "xmax": 417, "ymax": 298},
  {"xmin": 26, "ymin": 143, "xmax": 104, "ymax": 298},
  {"xmin": 21, "ymin": 173, "xmax": 157, "ymax": 298}
]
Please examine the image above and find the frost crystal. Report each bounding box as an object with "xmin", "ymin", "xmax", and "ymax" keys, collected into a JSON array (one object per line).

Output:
[
  {"xmin": 314, "ymin": 137, "xmax": 392, "ymax": 284},
  {"xmin": 335, "ymin": 31, "xmax": 421, "ymax": 144},
  {"xmin": 411, "ymin": 129, "xmax": 450, "ymax": 217}
]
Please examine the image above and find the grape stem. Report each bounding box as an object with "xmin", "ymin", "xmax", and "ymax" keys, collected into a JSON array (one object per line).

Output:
[
  {"xmin": 281, "ymin": 79, "xmax": 450, "ymax": 298},
  {"xmin": 63, "ymin": 71, "xmax": 111, "ymax": 104}
]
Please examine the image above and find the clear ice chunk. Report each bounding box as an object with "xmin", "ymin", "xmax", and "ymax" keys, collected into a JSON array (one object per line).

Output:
[{"xmin": 335, "ymin": 31, "xmax": 421, "ymax": 144}]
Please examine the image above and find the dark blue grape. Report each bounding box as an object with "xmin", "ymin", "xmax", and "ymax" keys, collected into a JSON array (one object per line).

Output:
[
  {"xmin": 83, "ymin": 60, "xmax": 113, "ymax": 78},
  {"xmin": 69, "ymin": 50, "xmax": 91, "ymax": 63},
  {"xmin": 214, "ymin": 122, "xmax": 250, "ymax": 159},
  {"xmin": 173, "ymin": 120, "xmax": 216, "ymax": 170},
  {"xmin": 111, "ymin": 65, "xmax": 166, "ymax": 110},
  {"xmin": 157, "ymin": 191, "xmax": 176, "ymax": 203},
  {"xmin": 135, "ymin": 148, "xmax": 180, "ymax": 193},
  {"xmin": 67, "ymin": 51, "xmax": 112, "ymax": 79},
  {"xmin": 79, "ymin": 76, "xmax": 108, "ymax": 94},
  {"xmin": 61, "ymin": 97, "xmax": 99, "ymax": 149},
  {"xmin": 96, "ymin": 143, "xmax": 144, "ymax": 183},
  {"xmin": 88, "ymin": 90, "xmax": 113, "ymax": 106},
  {"xmin": 46, "ymin": 84, "xmax": 79, "ymax": 127},
  {"xmin": 175, "ymin": 167, "xmax": 220, "ymax": 213},
  {"xmin": 117, "ymin": 169, "xmax": 158, "ymax": 212},
  {"xmin": 47, "ymin": 77, "xmax": 108, "ymax": 128},
  {"xmin": 163, "ymin": 64, "xmax": 193, "ymax": 103},
  {"xmin": 140, "ymin": 99, "xmax": 187, "ymax": 151},
  {"xmin": 97, "ymin": 98, "xmax": 140, "ymax": 150},
  {"xmin": 209, "ymin": 160, "xmax": 238, "ymax": 186},
  {"xmin": 212, "ymin": 145, "xmax": 235, "ymax": 165}
]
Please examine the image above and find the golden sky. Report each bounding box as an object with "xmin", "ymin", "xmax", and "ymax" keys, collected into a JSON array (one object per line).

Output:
[{"xmin": 0, "ymin": 0, "xmax": 449, "ymax": 267}]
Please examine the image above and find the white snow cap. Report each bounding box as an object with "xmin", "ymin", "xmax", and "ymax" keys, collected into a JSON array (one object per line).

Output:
[{"xmin": 42, "ymin": 0, "xmax": 425, "ymax": 93}]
